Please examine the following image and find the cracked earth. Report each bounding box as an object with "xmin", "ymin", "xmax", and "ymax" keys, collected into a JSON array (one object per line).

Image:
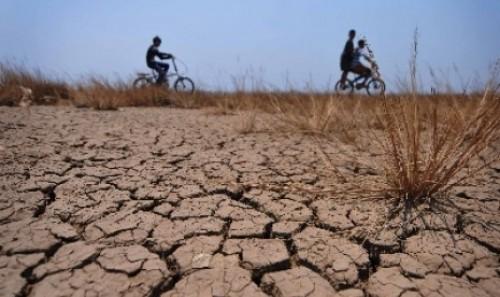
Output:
[{"xmin": 1, "ymin": 106, "xmax": 499, "ymax": 297}]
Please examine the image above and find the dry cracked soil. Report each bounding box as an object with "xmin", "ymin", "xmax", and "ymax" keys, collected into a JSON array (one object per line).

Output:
[{"xmin": 1, "ymin": 106, "xmax": 499, "ymax": 297}]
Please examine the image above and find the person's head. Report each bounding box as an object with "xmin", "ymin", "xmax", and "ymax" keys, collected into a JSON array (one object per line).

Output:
[
  {"xmin": 153, "ymin": 36, "xmax": 162, "ymax": 46},
  {"xmin": 348, "ymin": 30, "xmax": 356, "ymax": 39},
  {"xmin": 358, "ymin": 39, "xmax": 366, "ymax": 48}
]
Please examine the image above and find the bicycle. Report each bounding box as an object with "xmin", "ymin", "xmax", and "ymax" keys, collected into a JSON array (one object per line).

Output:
[
  {"xmin": 335, "ymin": 40, "xmax": 386, "ymax": 96},
  {"xmin": 133, "ymin": 57, "xmax": 195, "ymax": 93}
]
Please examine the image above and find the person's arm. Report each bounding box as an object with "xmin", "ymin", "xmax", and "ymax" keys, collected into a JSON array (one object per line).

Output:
[
  {"xmin": 150, "ymin": 47, "xmax": 172, "ymax": 60},
  {"xmin": 361, "ymin": 49, "xmax": 373, "ymax": 64},
  {"xmin": 159, "ymin": 51, "xmax": 173, "ymax": 60}
]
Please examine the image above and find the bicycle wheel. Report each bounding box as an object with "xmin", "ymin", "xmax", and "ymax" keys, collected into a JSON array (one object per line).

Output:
[
  {"xmin": 133, "ymin": 77, "xmax": 150, "ymax": 88},
  {"xmin": 366, "ymin": 78, "xmax": 386, "ymax": 96},
  {"xmin": 174, "ymin": 77, "xmax": 195, "ymax": 93},
  {"xmin": 334, "ymin": 79, "xmax": 354, "ymax": 95}
]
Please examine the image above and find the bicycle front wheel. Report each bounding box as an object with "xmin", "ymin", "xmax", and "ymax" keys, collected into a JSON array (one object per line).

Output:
[
  {"xmin": 366, "ymin": 78, "xmax": 386, "ymax": 96},
  {"xmin": 334, "ymin": 79, "xmax": 354, "ymax": 96},
  {"xmin": 174, "ymin": 77, "xmax": 195, "ymax": 93}
]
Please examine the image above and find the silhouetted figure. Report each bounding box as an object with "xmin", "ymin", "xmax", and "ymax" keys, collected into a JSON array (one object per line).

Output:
[
  {"xmin": 340, "ymin": 30, "xmax": 356, "ymax": 85},
  {"xmin": 146, "ymin": 36, "xmax": 173, "ymax": 84},
  {"xmin": 351, "ymin": 39, "xmax": 373, "ymax": 88}
]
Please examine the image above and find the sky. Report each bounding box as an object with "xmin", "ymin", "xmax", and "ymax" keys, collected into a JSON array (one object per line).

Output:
[{"xmin": 1, "ymin": 0, "xmax": 499, "ymax": 91}]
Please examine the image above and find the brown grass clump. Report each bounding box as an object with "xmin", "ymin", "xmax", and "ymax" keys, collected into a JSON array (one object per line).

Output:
[
  {"xmin": 201, "ymin": 91, "xmax": 277, "ymax": 115},
  {"xmin": 270, "ymin": 93, "xmax": 387, "ymax": 147},
  {"xmin": 368, "ymin": 32, "xmax": 500, "ymax": 235},
  {"xmin": 235, "ymin": 110, "xmax": 259, "ymax": 134},
  {"xmin": 71, "ymin": 78, "xmax": 170, "ymax": 110},
  {"xmin": 374, "ymin": 93, "xmax": 500, "ymax": 233},
  {"xmin": 168, "ymin": 91, "xmax": 219, "ymax": 109},
  {"xmin": 0, "ymin": 62, "xmax": 70, "ymax": 105},
  {"xmin": 271, "ymin": 93, "xmax": 339, "ymax": 135}
]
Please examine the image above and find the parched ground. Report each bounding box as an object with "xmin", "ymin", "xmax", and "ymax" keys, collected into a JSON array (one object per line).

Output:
[{"xmin": 1, "ymin": 106, "xmax": 499, "ymax": 297}]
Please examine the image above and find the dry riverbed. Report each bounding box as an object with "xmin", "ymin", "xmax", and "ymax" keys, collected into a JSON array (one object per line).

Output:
[{"xmin": 1, "ymin": 106, "xmax": 499, "ymax": 297}]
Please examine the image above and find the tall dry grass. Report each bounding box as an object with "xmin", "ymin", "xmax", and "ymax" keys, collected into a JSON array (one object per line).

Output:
[
  {"xmin": 269, "ymin": 93, "xmax": 385, "ymax": 144},
  {"xmin": 0, "ymin": 62, "xmax": 70, "ymax": 105},
  {"xmin": 380, "ymin": 32, "xmax": 498, "ymax": 232},
  {"xmin": 374, "ymin": 94, "xmax": 500, "ymax": 231},
  {"xmin": 363, "ymin": 31, "xmax": 499, "ymax": 235},
  {"xmin": 71, "ymin": 78, "xmax": 170, "ymax": 110}
]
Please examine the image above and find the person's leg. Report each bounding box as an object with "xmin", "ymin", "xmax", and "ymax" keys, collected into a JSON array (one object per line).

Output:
[
  {"xmin": 351, "ymin": 64, "xmax": 364, "ymax": 85},
  {"xmin": 351, "ymin": 64, "xmax": 372, "ymax": 88},
  {"xmin": 360, "ymin": 66, "xmax": 372, "ymax": 85},
  {"xmin": 351, "ymin": 64, "xmax": 362, "ymax": 75},
  {"xmin": 149, "ymin": 63, "xmax": 163, "ymax": 84},
  {"xmin": 150, "ymin": 62, "xmax": 169, "ymax": 84},
  {"xmin": 340, "ymin": 70, "xmax": 349, "ymax": 85},
  {"xmin": 340, "ymin": 58, "xmax": 349, "ymax": 84},
  {"xmin": 158, "ymin": 62, "xmax": 170, "ymax": 81},
  {"xmin": 157, "ymin": 62, "xmax": 169, "ymax": 73}
]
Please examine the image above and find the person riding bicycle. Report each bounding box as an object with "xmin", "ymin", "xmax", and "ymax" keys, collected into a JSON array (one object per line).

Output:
[
  {"xmin": 351, "ymin": 39, "xmax": 374, "ymax": 88},
  {"xmin": 146, "ymin": 36, "xmax": 173, "ymax": 84},
  {"xmin": 340, "ymin": 29, "xmax": 356, "ymax": 85}
]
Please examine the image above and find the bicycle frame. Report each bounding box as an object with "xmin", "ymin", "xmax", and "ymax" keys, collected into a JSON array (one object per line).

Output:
[
  {"xmin": 134, "ymin": 56, "xmax": 195, "ymax": 93},
  {"xmin": 139, "ymin": 58, "xmax": 182, "ymax": 82}
]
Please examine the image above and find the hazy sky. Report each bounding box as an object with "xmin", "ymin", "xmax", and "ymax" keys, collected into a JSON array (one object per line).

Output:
[{"xmin": 1, "ymin": 0, "xmax": 499, "ymax": 91}]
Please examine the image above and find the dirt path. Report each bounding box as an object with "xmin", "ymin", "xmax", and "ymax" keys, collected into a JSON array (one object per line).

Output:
[{"xmin": 1, "ymin": 106, "xmax": 499, "ymax": 297}]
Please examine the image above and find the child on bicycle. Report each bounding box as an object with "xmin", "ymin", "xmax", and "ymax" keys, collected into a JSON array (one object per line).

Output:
[
  {"xmin": 351, "ymin": 39, "xmax": 374, "ymax": 88},
  {"xmin": 146, "ymin": 36, "xmax": 173, "ymax": 84}
]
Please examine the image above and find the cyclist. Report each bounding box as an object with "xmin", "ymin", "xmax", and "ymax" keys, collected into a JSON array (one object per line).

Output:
[
  {"xmin": 340, "ymin": 29, "xmax": 356, "ymax": 85},
  {"xmin": 351, "ymin": 39, "xmax": 373, "ymax": 88},
  {"xmin": 146, "ymin": 36, "xmax": 173, "ymax": 84}
]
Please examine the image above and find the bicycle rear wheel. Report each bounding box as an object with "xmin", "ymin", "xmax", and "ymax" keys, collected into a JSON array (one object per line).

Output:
[
  {"xmin": 366, "ymin": 78, "xmax": 386, "ymax": 96},
  {"xmin": 133, "ymin": 77, "xmax": 151, "ymax": 88},
  {"xmin": 334, "ymin": 79, "xmax": 354, "ymax": 95},
  {"xmin": 174, "ymin": 77, "xmax": 195, "ymax": 93}
]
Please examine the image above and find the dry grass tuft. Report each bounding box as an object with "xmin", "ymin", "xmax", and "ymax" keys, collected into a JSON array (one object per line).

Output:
[
  {"xmin": 270, "ymin": 93, "xmax": 385, "ymax": 147},
  {"xmin": 375, "ymin": 93, "xmax": 500, "ymax": 232},
  {"xmin": 0, "ymin": 62, "xmax": 70, "ymax": 106},
  {"xmin": 71, "ymin": 78, "xmax": 170, "ymax": 110},
  {"xmin": 271, "ymin": 93, "xmax": 339, "ymax": 135},
  {"xmin": 235, "ymin": 111, "xmax": 259, "ymax": 134},
  {"xmin": 367, "ymin": 32, "xmax": 500, "ymax": 235}
]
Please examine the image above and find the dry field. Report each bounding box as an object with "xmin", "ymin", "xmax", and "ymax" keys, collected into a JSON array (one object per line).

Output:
[{"xmin": 1, "ymin": 64, "xmax": 500, "ymax": 297}]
